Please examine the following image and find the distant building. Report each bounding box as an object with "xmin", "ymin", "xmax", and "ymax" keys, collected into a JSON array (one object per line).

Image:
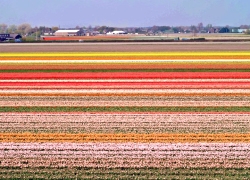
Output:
[
  {"xmin": 0, "ymin": 34, "xmax": 22, "ymax": 41},
  {"xmin": 219, "ymin": 27, "xmax": 230, "ymax": 33},
  {"xmin": 54, "ymin": 29, "xmax": 84, "ymax": 36},
  {"xmin": 43, "ymin": 32, "xmax": 54, "ymax": 36},
  {"xmin": 85, "ymin": 31, "xmax": 100, "ymax": 36},
  {"xmin": 230, "ymin": 28, "xmax": 248, "ymax": 33},
  {"xmin": 231, "ymin": 28, "xmax": 240, "ymax": 33},
  {"xmin": 238, "ymin": 29, "xmax": 248, "ymax": 33},
  {"xmin": 106, "ymin": 31, "xmax": 127, "ymax": 35}
]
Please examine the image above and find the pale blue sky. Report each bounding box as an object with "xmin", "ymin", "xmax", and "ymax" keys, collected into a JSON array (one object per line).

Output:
[{"xmin": 0, "ymin": 0, "xmax": 249, "ymax": 27}]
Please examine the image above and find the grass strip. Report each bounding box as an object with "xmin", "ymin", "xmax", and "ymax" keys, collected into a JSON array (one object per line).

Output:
[
  {"xmin": 1, "ymin": 69, "xmax": 250, "ymax": 73},
  {"xmin": 0, "ymin": 167, "xmax": 249, "ymax": 179},
  {"xmin": 1, "ymin": 106, "xmax": 250, "ymax": 112}
]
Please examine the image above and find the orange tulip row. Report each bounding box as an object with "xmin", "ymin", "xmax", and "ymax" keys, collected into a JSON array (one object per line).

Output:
[
  {"xmin": 1, "ymin": 55, "xmax": 250, "ymax": 60},
  {"xmin": 1, "ymin": 133, "xmax": 250, "ymax": 143}
]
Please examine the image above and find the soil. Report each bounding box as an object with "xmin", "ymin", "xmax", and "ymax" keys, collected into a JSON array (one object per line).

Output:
[{"xmin": 0, "ymin": 42, "xmax": 249, "ymax": 52}]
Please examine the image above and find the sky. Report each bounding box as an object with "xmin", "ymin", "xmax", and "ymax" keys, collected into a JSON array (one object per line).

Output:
[{"xmin": 0, "ymin": 0, "xmax": 249, "ymax": 28}]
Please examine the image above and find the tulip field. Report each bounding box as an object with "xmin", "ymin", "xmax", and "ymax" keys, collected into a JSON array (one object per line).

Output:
[{"xmin": 0, "ymin": 49, "xmax": 250, "ymax": 179}]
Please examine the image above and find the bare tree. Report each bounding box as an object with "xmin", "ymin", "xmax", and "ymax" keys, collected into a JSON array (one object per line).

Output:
[
  {"xmin": 245, "ymin": 29, "xmax": 250, "ymax": 35},
  {"xmin": 0, "ymin": 23, "xmax": 8, "ymax": 33},
  {"xmin": 190, "ymin": 25, "xmax": 197, "ymax": 37},
  {"xmin": 240, "ymin": 25, "xmax": 249, "ymax": 29},
  {"xmin": 51, "ymin": 26, "xmax": 59, "ymax": 33},
  {"xmin": 7, "ymin": 24, "xmax": 17, "ymax": 33},
  {"xmin": 197, "ymin": 22, "xmax": 203, "ymax": 32},
  {"xmin": 17, "ymin": 23, "xmax": 32, "ymax": 35}
]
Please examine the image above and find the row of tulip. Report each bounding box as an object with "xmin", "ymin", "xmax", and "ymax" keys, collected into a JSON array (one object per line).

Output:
[
  {"xmin": 2, "ymin": 82, "xmax": 250, "ymax": 89},
  {"xmin": 1, "ymin": 72, "xmax": 250, "ymax": 79},
  {"xmin": 1, "ymin": 113, "xmax": 248, "ymax": 133},
  {"xmin": 1, "ymin": 100, "xmax": 250, "ymax": 106},
  {"xmin": 2, "ymin": 78, "xmax": 250, "ymax": 82},
  {"xmin": 2, "ymin": 63, "xmax": 250, "ymax": 70},
  {"xmin": 2, "ymin": 95, "xmax": 250, "ymax": 100},
  {"xmin": 1, "ymin": 51, "xmax": 250, "ymax": 177},
  {"xmin": 1, "ymin": 88, "xmax": 250, "ymax": 95},
  {"xmin": 1, "ymin": 133, "xmax": 250, "ymax": 143},
  {"xmin": 2, "ymin": 51, "xmax": 249, "ymax": 55},
  {"xmin": 1, "ymin": 142, "xmax": 249, "ymax": 159}
]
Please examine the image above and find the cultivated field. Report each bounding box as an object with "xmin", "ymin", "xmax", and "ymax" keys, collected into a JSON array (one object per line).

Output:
[
  {"xmin": 1, "ymin": 42, "xmax": 250, "ymax": 52},
  {"xmin": 0, "ymin": 42, "xmax": 250, "ymax": 179}
]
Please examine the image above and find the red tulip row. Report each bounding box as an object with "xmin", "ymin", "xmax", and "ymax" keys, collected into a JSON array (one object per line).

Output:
[
  {"xmin": 1, "ymin": 72, "xmax": 250, "ymax": 79},
  {"xmin": 1, "ymin": 81, "xmax": 250, "ymax": 89}
]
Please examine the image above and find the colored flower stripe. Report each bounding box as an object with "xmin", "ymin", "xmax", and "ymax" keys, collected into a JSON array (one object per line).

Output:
[
  {"xmin": 1, "ymin": 51, "xmax": 250, "ymax": 56},
  {"xmin": 1, "ymin": 113, "xmax": 249, "ymax": 133},
  {"xmin": 1, "ymin": 72, "xmax": 250, "ymax": 79},
  {"xmin": 1, "ymin": 89, "xmax": 250, "ymax": 95},
  {"xmin": 42, "ymin": 35, "xmax": 131, "ymax": 41},
  {"xmin": 2, "ymin": 81, "xmax": 250, "ymax": 89},
  {"xmin": 3, "ymin": 78, "xmax": 250, "ymax": 82},
  {"xmin": 0, "ymin": 52, "xmax": 250, "ymax": 59},
  {"xmin": 1, "ymin": 56, "xmax": 250, "ymax": 60},
  {"xmin": 1, "ymin": 59, "xmax": 250, "ymax": 63},
  {"xmin": 0, "ymin": 133, "xmax": 250, "ymax": 143},
  {"xmin": 1, "ymin": 63, "xmax": 250, "ymax": 70},
  {"xmin": 1, "ymin": 93, "xmax": 250, "ymax": 97},
  {"xmin": 2, "ymin": 69, "xmax": 250, "ymax": 73},
  {"xmin": 1, "ymin": 100, "xmax": 250, "ymax": 107},
  {"xmin": 1, "ymin": 142, "xmax": 249, "ymax": 159}
]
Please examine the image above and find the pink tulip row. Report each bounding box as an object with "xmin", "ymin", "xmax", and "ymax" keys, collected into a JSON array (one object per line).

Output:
[
  {"xmin": 1, "ymin": 88, "xmax": 250, "ymax": 94},
  {"xmin": 1, "ymin": 113, "xmax": 250, "ymax": 122},
  {"xmin": 1, "ymin": 95, "xmax": 250, "ymax": 101},
  {"xmin": 0, "ymin": 142, "xmax": 249, "ymax": 168},
  {"xmin": 2, "ymin": 142, "xmax": 249, "ymax": 151},
  {"xmin": 2, "ymin": 78, "xmax": 250, "ymax": 82},
  {"xmin": 0, "ymin": 113, "xmax": 249, "ymax": 133},
  {"xmin": 1, "ymin": 142, "xmax": 249, "ymax": 159},
  {"xmin": 4, "ymin": 84, "xmax": 250, "ymax": 89}
]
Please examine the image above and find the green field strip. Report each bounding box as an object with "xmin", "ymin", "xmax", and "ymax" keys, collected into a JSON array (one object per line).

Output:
[
  {"xmin": 0, "ymin": 167, "xmax": 249, "ymax": 179},
  {"xmin": 1, "ymin": 69, "xmax": 250, "ymax": 72},
  {"xmin": 1, "ymin": 106, "xmax": 250, "ymax": 112}
]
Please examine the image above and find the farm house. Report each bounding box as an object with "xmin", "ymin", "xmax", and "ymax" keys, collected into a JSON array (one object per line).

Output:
[
  {"xmin": 54, "ymin": 29, "xmax": 83, "ymax": 36},
  {"xmin": 0, "ymin": 33, "xmax": 22, "ymax": 41},
  {"xmin": 106, "ymin": 31, "xmax": 127, "ymax": 35}
]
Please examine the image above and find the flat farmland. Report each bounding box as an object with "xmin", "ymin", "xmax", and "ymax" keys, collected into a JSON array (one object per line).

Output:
[
  {"xmin": 0, "ymin": 42, "xmax": 250, "ymax": 179},
  {"xmin": 1, "ymin": 42, "xmax": 250, "ymax": 52}
]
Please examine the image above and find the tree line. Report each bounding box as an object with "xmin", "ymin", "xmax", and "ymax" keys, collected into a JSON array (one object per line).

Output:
[{"xmin": 1, "ymin": 23, "xmax": 249, "ymax": 36}]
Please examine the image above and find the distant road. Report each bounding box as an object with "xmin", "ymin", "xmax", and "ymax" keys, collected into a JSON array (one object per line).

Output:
[{"xmin": 1, "ymin": 42, "xmax": 250, "ymax": 52}]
